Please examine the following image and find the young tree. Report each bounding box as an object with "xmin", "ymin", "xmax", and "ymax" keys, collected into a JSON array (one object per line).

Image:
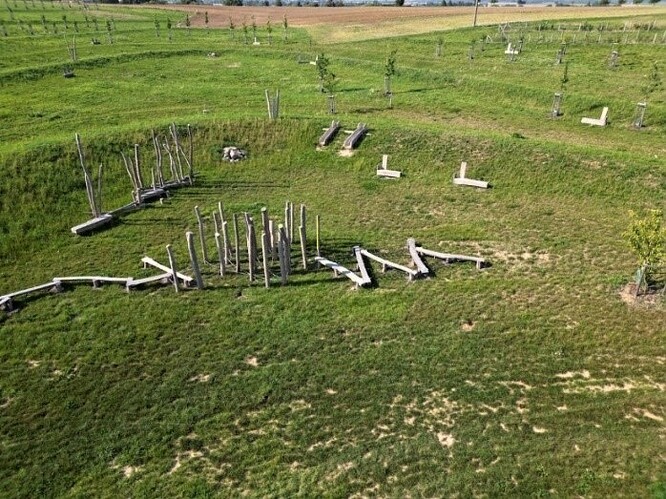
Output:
[
  {"xmin": 282, "ymin": 14, "xmax": 287, "ymax": 41},
  {"xmin": 154, "ymin": 18, "xmax": 160, "ymax": 38},
  {"xmin": 384, "ymin": 49, "xmax": 397, "ymax": 95},
  {"xmin": 266, "ymin": 19, "xmax": 272, "ymax": 45},
  {"xmin": 229, "ymin": 17, "xmax": 235, "ymax": 40},
  {"xmin": 624, "ymin": 209, "xmax": 666, "ymax": 291},
  {"xmin": 205, "ymin": 11, "xmax": 209, "ymax": 32},
  {"xmin": 185, "ymin": 14, "xmax": 190, "ymax": 36},
  {"xmin": 315, "ymin": 53, "xmax": 336, "ymax": 93}
]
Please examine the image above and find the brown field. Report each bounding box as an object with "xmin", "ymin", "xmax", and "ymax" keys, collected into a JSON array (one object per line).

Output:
[{"xmin": 144, "ymin": 4, "xmax": 666, "ymax": 42}]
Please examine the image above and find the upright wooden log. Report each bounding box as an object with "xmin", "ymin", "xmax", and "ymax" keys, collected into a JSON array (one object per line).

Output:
[
  {"xmin": 278, "ymin": 224, "xmax": 288, "ymax": 285},
  {"xmin": 152, "ymin": 130, "xmax": 164, "ymax": 187},
  {"xmin": 316, "ymin": 214, "xmax": 321, "ymax": 258},
  {"xmin": 299, "ymin": 225, "xmax": 307, "ymax": 270},
  {"xmin": 187, "ymin": 123, "xmax": 194, "ymax": 183},
  {"xmin": 289, "ymin": 202, "xmax": 294, "ymax": 244},
  {"xmin": 300, "ymin": 204, "xmax": 306, "ymax": 244},
  {"xmin": 186, "ymin": 231, "xmax": 204, "ymax": 289},
  {"xmin": 213, "ymin": 212, "xmax": 225, "ymax": 277},
  {"xmin": 233, "ymin": 213, "xmax": 240, "ymax": 273},
  {"xmin": 134, "ymin": 144, "xmax": 143, "ymax": 190},
  {"xmin": 194, "ymin": 205, "xmax": 209, "ymax": 264},
  {"xmin": 166, "ymin": 244, "xmax": 179, "ymax": 293},
  {"xmin": 284, "ymin": 202, "xmax": 290, "ymax": 245},
  {"xmin": 261, "ymin": 230, "xmax": 270, "ymax": 288},
  {"xmin": 269, "ymin": 220, "xmax": 277, "ymax": 261},
  {"xmin": 218, "ymin": 202, "xmax": 230, "ymax": 263}
]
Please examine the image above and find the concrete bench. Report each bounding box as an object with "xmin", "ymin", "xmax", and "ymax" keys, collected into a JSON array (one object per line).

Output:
[
  {"xmin": 318, "ymin": 120, "xmax": 340, "ymax": 147},
  {"xmin": 342, "ymin": 123, "xmax": 368, "ymax": 151}
]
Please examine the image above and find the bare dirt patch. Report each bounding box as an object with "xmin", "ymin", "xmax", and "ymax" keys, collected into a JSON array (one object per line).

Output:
[
  {"xmin": 619, "ymin": 283, "xmax": 664, "ymax": 309},
  {"xmin": 141, "ymin": 5, "xmax": 666, "ymax": 43}
]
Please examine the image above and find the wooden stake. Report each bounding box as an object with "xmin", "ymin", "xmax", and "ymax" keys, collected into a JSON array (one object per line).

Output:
[
  {"xmin": 278, "ymin": 224, "xmax": 288, "ymax": 285},
  {"xmin": 316, "ymin": 214, "xmax": 321, "ymax": 257},
  {"xmin": 186, "ymin": 231, "xmax": 204, "ymax": 289},
  {"xmin": 215, "ymin": 231, "xmax": 225, "ymax": 278},
  {"xmin": 289, "ymin": 202, "xmax": 294, "ymax": 243},
  {"xmin": 269, "ymin": 219, "xmax": 277, "ymax": 261},
  {"xmin": 218, "ymin": 202, "xmax": 230, "ymax": 263},
  {"xmin": 134, "ymin": 143, "xmax": 143, "ymax": 190},
  {"xmin": 187, "ymin": 123, "xmax": 193, "ymax": 183},
  {"xmin": 300, "ymin": 204, "xmax": 306, "ymax": 244},
  {"xmin": 299, "ymin": 225, "xmax": 307, "ymax": 270},
  {"xmin": 166, "ymin": 244, "xmax": 179, "ymax": 292},
  {"xmin": 194, "ymin": 205, "xmax": 208, "ymax": 264},
  {"xmin": 233, "ymin": 213, "xmax": 240, "ymax": 273},
  {"xmin": 261, "ymin": 230, "xmax": 270, "ymax": 288},
  {"xmin": 284, "ymin": 201, "xmax": 290, "ymax": 245}
]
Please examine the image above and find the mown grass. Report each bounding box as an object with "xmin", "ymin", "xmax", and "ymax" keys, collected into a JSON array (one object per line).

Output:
[{"xmin": 0, "ymin": 4, "xmax": 664, "ymax": 497}]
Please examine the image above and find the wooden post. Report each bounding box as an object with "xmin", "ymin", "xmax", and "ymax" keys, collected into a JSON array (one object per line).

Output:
[
  {"xmin": 233, "ymin": 213, "xmax": 240, "ymax": 273},
  {"xmin": 248, "ymin": 218, "xmax": 257, "ymax": 282},
  {"xmin": 166, "ymin": 244, "xmax": 179, "ymax": 292},
  {"xmin": 213, "ymin": 212, "xmax": 225, "ymax": 277},
  {"xmin": 278, "ymin": 224, "xmax": 288, "ymax": 285},
  {"xmin": 187, "ymin": 123, "xmax": 194, "ymax": 183},
  {"xmin": 269, "ymin": 219, "xmax": 277, "ymax": 261},
  {"xmin": 316, "ymin": 214, "xmax": 321, "ymax": 258},
  {"xmin": 289, "ymin": 202, "xmax": 294, "ymax": 244},
  {"xmin": 75, "ymin": 133, "xmax": 100, "ymax": 218},
  {"xmin": 194, "ymin": 205, "xmax": 208, "ymax": 264},
  {"xmin": 261, "ymin": 230, "xmax": 270, "ymax": 288},
  {"xmin": 133, "ymin": 144, "xmax": 143, "ymax": 191},
  {"xmin": 299, "ymin": 225, "xmax": 307, "ymax": 270},
  {"xmin": 284, "ymin": 201, "xmax": 290, "ymax": 245},
  {"xmin": 186, "ymin": 231, "xmax": 204, "ymax": 290},
  {"xmin": 300, "ymin": 204, "xmax": 306, "ymax": 244}
]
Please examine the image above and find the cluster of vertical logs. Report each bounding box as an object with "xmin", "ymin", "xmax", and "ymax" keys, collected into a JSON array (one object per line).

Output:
[{"xmin": 190, "ymin": 201, "xmax": 315, "ymax": 288}]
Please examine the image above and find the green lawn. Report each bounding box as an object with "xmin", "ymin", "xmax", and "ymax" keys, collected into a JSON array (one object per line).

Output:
[{"xmin": 0, "ymin": 4, "xmax": 664, "ymax": 497}]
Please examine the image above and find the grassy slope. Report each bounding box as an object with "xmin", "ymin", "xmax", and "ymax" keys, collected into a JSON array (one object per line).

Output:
[{"xmin": 0, "ymin": 4, "xmax": 664, "ymax": 498}]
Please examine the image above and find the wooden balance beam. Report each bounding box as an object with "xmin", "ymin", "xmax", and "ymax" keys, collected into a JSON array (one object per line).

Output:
[{"xmin": 315, "ymin": 256, "xmax": 371, "ymax": 288}]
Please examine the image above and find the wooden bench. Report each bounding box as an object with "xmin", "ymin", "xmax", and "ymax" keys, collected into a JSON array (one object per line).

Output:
[
  {"xmin": 315, "ymin": 256, "xmax": 371, "ymax": 288},
  {"xmin": 376, "ymin": 154, "xmax": 401, "ymax": 178},
  {"xmin": 318, "ymin": 120, "xmax": 341, "ymax": 147},
  {"xmin": 0, "ymin": 280, "xmax": 63, "ymax": 312},
  {"xmin": 581, "ymin": 107, "xmax": 609, "ymax": 127},
  {"xmin": 342, "ymin": 123, "xmax": 368, "ymax": 151},
  {"xmin": 453, "ymin": 162, "xmax": 489, "ymax": 189}
]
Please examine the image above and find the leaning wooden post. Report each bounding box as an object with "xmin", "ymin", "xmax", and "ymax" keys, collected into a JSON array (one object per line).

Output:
[
  {"xmin": 278, "ymin": 224, "xmax": 288, "ymax": 285},
  {"xmin": 186, "ymin": 231, "xmax": 204, "ymax": 290},
  {"xmin": 261, "ymin": 230, "xmax": 270, "ymax": 288},
  {"xmin": 233, "ymin": 213, "xmax": 240, "ymax": 273},
  {"xmin": 213, "ymin": 212, "xmax": 225, "ymax": 277},
  {"xmin": 218, "ymin": 201, "xmax": 231, "ymax": 263},
  {"xmin": 134, "ymin": 144, "xmax": 143, "ymax": 190},
  {"xmin": 187, "ymin": 123, "xmax": 194, "ymax": 184},
  {"xmin": 75, "ymin": 133, "xmax": 100, "ymax": 218},
  {"xmin": 300, "ymin": 204, "xmax": 306, "ymax": 244},
  {"xmin": 166, "ymin": 244, "xmax": 179, "ymax": 293},
  {"xmin": 299, "ymin": 224, "xmax": 307, "ymax": 270},
  {"xmin": 315, "ymin": 214, "xmax": 321, "ymax": 258},
  {"xmin": 194, "ymin": 205, "xmax": 209, "ymax": 264}
]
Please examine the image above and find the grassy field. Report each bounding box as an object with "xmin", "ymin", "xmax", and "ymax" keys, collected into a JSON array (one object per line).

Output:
[{"xmin": 0, "ymin": 3, "xmax": 665, "ymax": 497}]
